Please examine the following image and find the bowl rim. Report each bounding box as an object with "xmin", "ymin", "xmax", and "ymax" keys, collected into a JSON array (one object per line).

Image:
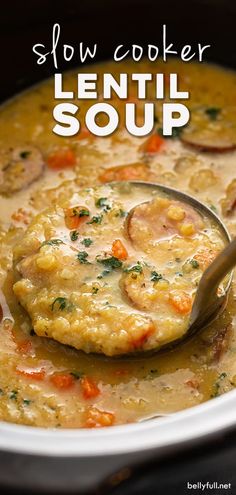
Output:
[{"xmin": 0, "ymin": 389, "xmax": 235, "ymax": 457}]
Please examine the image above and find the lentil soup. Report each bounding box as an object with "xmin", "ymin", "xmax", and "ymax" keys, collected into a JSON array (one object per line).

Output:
[{"xmin": 0, "ymin": 59, "xmax": 236, "ymax": 428}]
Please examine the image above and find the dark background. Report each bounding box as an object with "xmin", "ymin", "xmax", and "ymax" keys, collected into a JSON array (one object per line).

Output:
[
  {"xmin": 1, "ymin": 0, "xmax": 236, "ymax": 102},
  {"xmin": 0, "ymin": 1, "xmax": 236, "ymax": 493}
]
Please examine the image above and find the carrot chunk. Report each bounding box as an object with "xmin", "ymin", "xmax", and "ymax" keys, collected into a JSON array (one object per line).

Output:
[
  {"xmin": 16, "ymin": 367, "xmax": 45, "ymax": 381},
  {"xmin": 193, "ymin": 248, "xmax": 217, "ymax": 270},
  {"xmin": 64, "ymin": 205, "xmax": 90, "ymax": 230},
  {"xmin": 50, "ymin": 373, "xmax": 74, "ymax": 390},
  {"xmin": 47, "ymin": 149, "xmax": 76, "ymax": 170},
  {"xmin": 132, "ymin": 323, "xmax": 155, "ymax": 349},
  {"xmin": 112, "ymin": 239, "xmax": 128, "ymax": 260},
  {"xmin": 99, "ymin": 163, "xmax": 148, "ymax": 183},
  {"xmin": 85, "ymin": 407, "xmax": 115, "ymax": 428},
  {"xmin": 141, "ymin": 134, "xmax": 165, "ymax": 154},
  {"xmin": 81, "ymin": 377, "xmax": 100, "ymax": 399},
  {"xmin": 169, "ymin": 292, "xmax": 192, "ymax": 315},
  {"xmin": 76, "ymin": 126, "xmax": 93, "ymax": 140}
]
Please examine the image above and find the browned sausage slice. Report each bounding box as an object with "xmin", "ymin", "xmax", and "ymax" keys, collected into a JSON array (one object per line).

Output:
[
  {"xmin": 0, "ymin": 146, "xmax": 45, "ymax": 195},
  {"xmin": 126, "ymin": 196, "xmax": 204, "ymax": 249},
  {"xmin": 181, "ymin": 132, "xmax": 236, "ymax": 152}
]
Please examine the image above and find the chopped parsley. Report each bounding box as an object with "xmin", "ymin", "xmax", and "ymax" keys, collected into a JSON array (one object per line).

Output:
[
  {"xmin": 41, "ymin": 238, "xmax": 63, "ymax": 247},
  {"xmin": 157, "ymin": 126, "xmax": 184, "ymax": 139},
  {"xmin": 51, "ymin": 297, "xmax": 74, "ymax": 312},
  {"xmin": 97, "ymin": 256, "xmax": 123, "ymax": 271},
  {"xmin": 20, "ymin": 150, "xmax": 31, "ymax": 159},
  {"xmin": 115, "ymin": 208, "xmax": 127, "ymax": 218},
  {"xmin": 73, "ymin": 208, "xmax": 89, "ymax": 218},
  {"xmin": 9, "ymin": 390, "xmax": 18, "ymax": 400},
  {"xmin": 70, "ymin": 371, "xmax": 83, "ymax": 380},
  {"xmin": 150, "ymin": 271, "xmax": 163, "ymax": 282},
  {"xmin": 205, "ymin": 107, "xmax": 221, "ymax": 121},
  {"xmin": 70, "ymin": 230, "xmax": 79, "ymax": 241},
  {"xmin": 77, "ymin": 251, "xmax": 90, "ymax": 264},
  {"xmin": 92, "ymin": 287, "xmax": 99, "ymax": 294},
  {"xmin": 23, "ymin": 399, "xmax": 31, "ymax": 406},
  {"xmin": 123, "ymin": 262, "xmax": 143, "ymax": 274},
  {"xmin": 95, "ymin": 197, "xmax": 111, "ymax": 211},
  {"xmin": 211, "ymin": 372, "xmax": 227, "ymax": 398},
  {"xmin": 81, "ymin": 238, "xmax": 93, "ymax": 247},
  {"xmin": 190, "ymin": 259, "xmax": 199, "ymax": 269},
  {"xmin": 87, "ymin": 215, "xmax": 103, "ymax": 225}
]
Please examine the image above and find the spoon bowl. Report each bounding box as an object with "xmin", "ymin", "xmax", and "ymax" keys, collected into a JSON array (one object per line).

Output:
[{"xmin": 112, "ymin": 180, "xmax": 233, "ymax": 352}]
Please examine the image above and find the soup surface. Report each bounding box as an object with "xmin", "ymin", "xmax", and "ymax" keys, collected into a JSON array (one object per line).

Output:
[{"xmin": 1, "ymin": 59, "xmax": 236, "ymax": 428}]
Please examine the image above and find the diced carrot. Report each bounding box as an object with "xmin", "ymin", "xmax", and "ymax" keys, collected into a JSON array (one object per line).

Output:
[
  {"xmin": 85, "ymin": 407, "xmax": 115, "ymax": 428},
  {"xmin": 99, "ymin": 163, "xmax": 148, "ymax": 183},
  {"xmin": 141, "ymin": 134, "xmax": 165, "ymax": 154},
  {"xmin": 50, "ymin": 373, "xmax": 74, "ymax": 390},
  {"xmin": 112, "ymin": 239, "xmax": 128, "ymax": 260},
  {"xmin": 76, "ymin": 126, "xmax": 93, "ymax": 140},
  {"xmin": 64, "ymin": 205, "xmax": 90, "ymax": 230},
  {"xmin": 16, "ymin": 367, "xmax": 45, "ymax": 381},
  {"xmin": 193, "ymin": 248, "xmax": 217, "ymax": 270},
  {"xmin": 47, "ymin": 149, "xmax": 76, "ymax": 170},
  {"xmin": 81, "ymin": 376, "xmax": 100, "ymax": 399},
  {"xmin": 169, "ymin": 292, "xmax": 192, "ymax": 315},
  {"xmin": 132, "ymin": 323, "xmax": 155, "ymax": 349},
  {"xmin": 17, "ymin": 340, "xmax": 33, "ymax": 354}
]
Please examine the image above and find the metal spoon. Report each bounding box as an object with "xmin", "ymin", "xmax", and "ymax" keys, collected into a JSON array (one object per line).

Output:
[{"xmin": 112, "ymin": 181, "xmax": 234, "ymax": 349}]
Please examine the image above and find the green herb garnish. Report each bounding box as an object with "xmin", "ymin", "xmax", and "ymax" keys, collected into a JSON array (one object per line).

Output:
[
  {"xmin": 97, "ymin": 256, "xmax": 123, "ymax": 270},
  {"xmin": 51, "ymin": 297, "xmax": 74, "ymax": 312},
  {"xmin": 23, "ymin": 399, "xmax": 31, "ymax": 405},
  {"xmin": 190, "ymin": 259, "xmax": 199, "ymax": 269},
  {"xmin": 157, "ymin": 126, "xmax": 184, "ymax": 139},
  {"xmin": 9, "ymin": 390, "xmax": 18, "ymax": 400},
  {"xmin": 70, "ymin": 230, "xmax": 79, "ymax": 241},
  {"xmin": 77, "ymin": 251, "xmax": 90, "ymax": 264},
  {"xmin": 123, "ymin": 262, "xmax": 143, "ymax": 274},
  {"xmin": 87, "ymin": 215, "xmax": 103, "ymax": 225},
  {"xmin": 70, "ymin": 371, "xmax": 83, "ymax": 380},
  {"xmin": 211, "ymin": 372, "xmax": 227, "ymax": 398},
  {"xmin": 73, "ymin": 208, "xmax": 89, "ymax": 218},
  {"xmin": 205, "ymin": 107, "xmax": 221, "ymax": 121},
  {"xmin": 150, "ymin": 271, "xmax": 163, "ymax": 282},
  {"xmin": 92, "ymin": 287, "xmax": 99, "ymax": 294},
  {"xmin": 95, "ymin": 197, "xmax": 111, "ymax": 210},
  {"xmin": 41, "ymin": 239, "xmax": 63, "ymax": 247},
  {"xmin": 81, "ymin": 238, "xmax": 93, "ymax": 247},
  {"xmin": 115, "ymin": 209, "xmax": 127, "ymax": 218}
]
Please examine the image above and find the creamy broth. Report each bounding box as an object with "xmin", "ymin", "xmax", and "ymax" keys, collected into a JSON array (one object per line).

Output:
[{"xmin": 0, "ymin": 59, "xmax": 236, "ymax": 428}]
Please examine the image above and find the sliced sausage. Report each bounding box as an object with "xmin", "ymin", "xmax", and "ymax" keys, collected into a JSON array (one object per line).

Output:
[
  {"xmin": 126, "ymin": 196, "xmax": 204, "ymax": 249},
  {"xmin": 181, "ymin": 132, "xmax": 236, "ymax": 152},
  {"xmin": 0, "ymin": 146, "xmax": 45, "ymax": 195}
]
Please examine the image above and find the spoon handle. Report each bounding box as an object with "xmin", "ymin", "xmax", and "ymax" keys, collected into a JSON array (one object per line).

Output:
[{"xmin": 190, "ymin": 237, "xmax": 236, "ymax": 325}]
